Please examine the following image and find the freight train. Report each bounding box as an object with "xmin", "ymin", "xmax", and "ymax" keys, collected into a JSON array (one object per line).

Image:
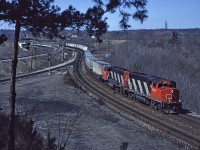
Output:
[{"xmin": 66, "ymin": 43, "xmax": 182, "ymax": 114}]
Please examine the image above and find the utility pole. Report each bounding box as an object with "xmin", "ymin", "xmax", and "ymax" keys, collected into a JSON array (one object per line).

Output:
[
  {"xmin": 62, "ymin": 42, "xmax": 64, "ymax": 62},
  {"xmin": 165, "ymin": 20, "xmax": 168, "ymax": 30},
  {"xmin": 48, "ymin": 54, "xmax": 51, "ymax": 75},
  {"xmin": 62, "ymin": 39, "xmax": 66, "ymax": 62},
  {"xmin": 62, "ymin": 45, "xmax": 64, "ymax": 62},
  {"xmin": 30, "ymin": 39, "xmax": 34, "ymax": 71},
  {"xmin": 107, "ymin": 40, "xmax": 110, "ymax": 53}
]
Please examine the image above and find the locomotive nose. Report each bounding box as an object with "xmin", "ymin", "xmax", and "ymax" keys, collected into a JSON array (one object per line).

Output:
[
  {"xmin": 171, "ymin": 89, "xmax": 180, "ymax": 102},
  {"xmin": 160, "ymin": 88, "xmax": 180, "ymax": 103}
]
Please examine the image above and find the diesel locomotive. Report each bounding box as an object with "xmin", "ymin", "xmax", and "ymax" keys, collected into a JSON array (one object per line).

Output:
[
  {"xmin": 102, "ymin": 66, "xmax": 181, "ymax": 113},
  {"xmin": 66, "ymin": 43, "xmax": 182, "ymax": 113}
]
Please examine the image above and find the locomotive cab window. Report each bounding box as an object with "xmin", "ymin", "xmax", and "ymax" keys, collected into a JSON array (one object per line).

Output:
[
  {"xmin": 152, "ymin": 83, "xmax": 156, "ymax": 88},
  {"xmin": 169, "ymin": 81, "xmax": 176, "ymax": 88},
  {"xmin": 158, "ymin": 83, "xmax": 163, "ymax": 88},
  {"xmin": 106, "ymin": 67, "xmax": 111, "ymax": 71},
  {"xmin": 158, "ymin": 82, "xmax": 169, "ymax": 88},
  {"xmin": 163, "ymin": 83, "xmax": 169, "ymax": 87}
]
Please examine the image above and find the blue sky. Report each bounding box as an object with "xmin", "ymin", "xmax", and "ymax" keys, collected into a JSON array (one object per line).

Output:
[
  {"xmin": 1, "ymin": 0, "xmax": 200, "ymax": 30},
  {"xmin": 54, "ymin": 0, "xmax": 200, "ymax": 30}
]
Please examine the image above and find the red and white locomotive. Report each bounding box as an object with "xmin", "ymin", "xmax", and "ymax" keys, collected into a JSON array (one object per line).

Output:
[
  {"xmin": 102, "ymin": 66, "xmax": 181, "ymax": 113},
  {"xmin": 66, "ymin": 43, "xmax": 182, "ymax": 113}
]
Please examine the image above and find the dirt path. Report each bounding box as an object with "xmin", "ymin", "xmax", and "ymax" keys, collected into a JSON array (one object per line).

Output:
[{"xmin": 0, "ymin": 68, "xmax": 188, "ymax": 150}]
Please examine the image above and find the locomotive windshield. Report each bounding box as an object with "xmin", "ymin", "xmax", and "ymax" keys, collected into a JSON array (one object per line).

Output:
[
  {"xmin": 169, "ymin": 81, "xmax": 176, "ymax": 88},
  {"xmin": 158, "ymin": 82, "xmax": 169, "ymax": 88},
  {"xmin": 157, "ymin": 81, "xmax": 176, "ymax": 88}
]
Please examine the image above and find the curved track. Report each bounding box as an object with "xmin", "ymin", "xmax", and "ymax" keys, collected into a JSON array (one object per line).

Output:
[
  {"xmin": 73, "ymin": 48, "xmax": 200, "ymax": 150},
  {"xmin": 0, "ymin": 42, "xmax": 60, "ymax": 62},
  {"xmin": 0, "ymin": 46, "xmax": 77, "ymax": 83}
]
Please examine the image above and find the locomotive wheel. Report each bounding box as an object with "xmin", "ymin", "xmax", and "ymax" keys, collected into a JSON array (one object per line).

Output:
[
  {"xmin": 155, "ymin": 104, "xmax": 159, "ymax": 110},
  {"xmin": 163, "ymin": 107, "xmax": 170, "ymax": 114},
  {"xmin": 132, "ymin": 94, "xmax": 136, "ymax": 101}
]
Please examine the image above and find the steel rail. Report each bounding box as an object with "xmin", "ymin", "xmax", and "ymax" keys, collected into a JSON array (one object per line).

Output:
[{"xmin": 178, "ymin": 114, "xmax": 200, "ymax": 126}]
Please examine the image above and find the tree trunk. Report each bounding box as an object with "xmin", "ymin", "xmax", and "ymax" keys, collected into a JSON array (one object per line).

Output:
[{"xmin": 8, "ymin": 19, "xmax": 21, "ymax": 150}]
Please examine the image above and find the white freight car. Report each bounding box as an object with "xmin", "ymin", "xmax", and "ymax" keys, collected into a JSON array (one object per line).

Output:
[
  {"xmin": 85, "ymin": 56, "xmax": 99, "ymax": 70},
  {"xmin": 93, "ymin": 60, "xmax": 111, "ymax": 75}
]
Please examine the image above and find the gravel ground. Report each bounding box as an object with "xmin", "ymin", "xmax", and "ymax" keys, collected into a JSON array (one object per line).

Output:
[{"xmin": 0, "ymin": 68, "xmax": 189, "ymax": 150}]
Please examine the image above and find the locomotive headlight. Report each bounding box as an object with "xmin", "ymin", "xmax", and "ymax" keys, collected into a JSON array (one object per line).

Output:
[{"xmin": 171, "ymin": 90, "xmax": 174, "ymax": 93}]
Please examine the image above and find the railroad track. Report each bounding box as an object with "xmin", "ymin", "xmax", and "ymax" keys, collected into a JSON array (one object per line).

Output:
[
  {"xmin": 73, "ymin": 49, "xmax": 200, "ymax": 150},
  {"xmin": 179, "ymin": 113, "xmax": 200, "ymax": 125},
  {"xmin": 0, "ymin": 42, "xmax": 61, "ymax": 62},
  {"xmin": 0, "ymin": 51, "xmax": 77, "ymax": 83},
  {"xmin": 0, "ymin": 53, "xmax": 50, "ymax": 62}
]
